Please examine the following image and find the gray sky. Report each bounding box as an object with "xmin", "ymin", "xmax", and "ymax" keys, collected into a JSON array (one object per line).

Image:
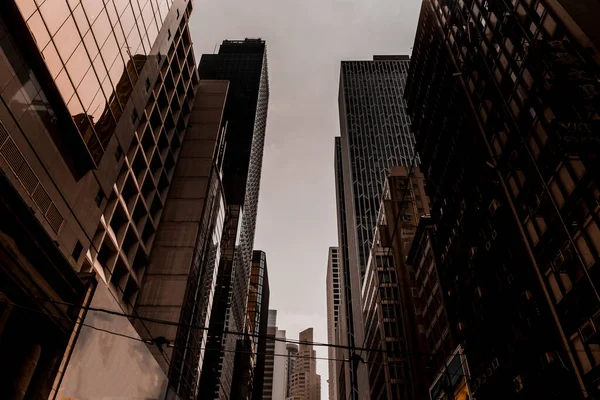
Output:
[{"xmin": 189, "ymin": 0, "xmax": 422, "ymax": 397}]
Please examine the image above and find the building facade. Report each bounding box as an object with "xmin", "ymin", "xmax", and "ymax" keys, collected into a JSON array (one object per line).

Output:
[
  {"xmin": 197, "ymin": 38, "xmax": 270, "ymax": 400},
  {"xmin": 326, "ymin": 246, "xmax": 341, "ymax": 400},
  {"xmin": 406, "ymin": 217, "xmax": 471, "ymax": 400},
  {"xmin": 335, "ymin": 55, "xmax": 417, "ymax": 399},
  {"xmin": 288, "ymin": 328, "xmax": 321, "ymax": 400},
  {"xmin": 0, "ymin": 0, "xmax": 205, "ymax": 398},
  {"xmin": 362, "ymin": 166, "xmax": 430, "ymax": 400},
  {"xmin": 406, "ymin": 0, "xmax": 600, "ymax": 398}
]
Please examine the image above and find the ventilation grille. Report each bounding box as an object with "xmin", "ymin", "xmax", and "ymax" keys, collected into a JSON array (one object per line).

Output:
[{"xmin": 0, "ymin": 122, "xmax": 64, "ymax": 233}]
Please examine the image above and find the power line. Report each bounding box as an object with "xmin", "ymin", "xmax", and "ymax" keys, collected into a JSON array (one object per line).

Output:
[
  {"xmin": 18, "ymin": 296, "xmax": 438, "ymax": 357},
  {"xmin": 0, "ymin": 296, "xmax": 476, "ymax": 382}
]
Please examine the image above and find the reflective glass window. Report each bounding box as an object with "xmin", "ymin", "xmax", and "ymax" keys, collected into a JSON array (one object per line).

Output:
[
  {"xmin": 27, "ymin": 12, "xmax": 51, "ymax": 50},
  {"xmin": 82, "ymin": 29, "xmax": 99, "ymax": 62},
  {"xmin": 91, "ymin": 9, "xmax": 111, "ymax": 47},
  {"xmin": 40, "ymin": 0, "xmax": 70, "ymax": 34},
  {"xmin": 120, "ymin": 5, "xmax": 135, "ymax": 38},
  {"xmin": 15, "ymin": 0, "xmax": 37, "ymax": 21},
  {"xmin": 54, "ymin": 17, "xmax": 79, "ymax": 62},
  {"xmin": 100, "ymin": 34, "xmax": 119, "ymax": 70},
  {"xmin": 66, "ymin": 42, "xmax": 91, "ymax": 87},
  {"xmin": 71, "ymin": 4, "xmax": 89, "ymax": 36},
  {"xmin": 41, "ymin": 42, "xmax": 63, "ymax": 78},
  {"xmin": 81, "ymin": 0, "xmax": 104, "ymax": 24}
]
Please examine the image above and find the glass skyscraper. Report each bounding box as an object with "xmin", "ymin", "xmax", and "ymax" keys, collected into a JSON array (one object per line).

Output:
[
  {"xmin": 335, "ymin": 55, "xmax": 417, "ymax": 400},
  {"xmin": 197, "ymin": 39, "xmax": 270, "ymax": 400}
]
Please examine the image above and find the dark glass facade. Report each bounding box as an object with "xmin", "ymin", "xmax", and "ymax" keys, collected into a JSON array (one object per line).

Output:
[
  {"xmin": 197, "ymin": 39, "xmax": 269, "ymax": 400},
  {"xmin": 406, "ymin": 0, "xmax": 600, "ymax": 398}
]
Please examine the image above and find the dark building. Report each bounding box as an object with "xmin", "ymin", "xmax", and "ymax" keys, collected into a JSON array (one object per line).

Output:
[
  {"xmin": 335, "ymin": 56, "xmax": 418, "ymax": 399},
  {"xmin": 231, "ymin": 250, "xmax": 270, "ymax": 400},
  {"xmin": 362, "ymin": 167, "xmax": 430, "ymax": 400},
  {"xmin": 197, "ymin": 39, "xmax": 270, "ymax": 400},
  {"xmin": 406, "ymin": 0, "xmax": 600, "ymax": 398},
  {"xmin": 0, "ymin": 0, "xmax": 202, "ymax": 398},
  {"xmin": 249, "ymin": 251, "xmax": 270, "ymax": 400},
  {"xmin": 406, "ymin": 216, "xmax": 471, "ymax": 400}
]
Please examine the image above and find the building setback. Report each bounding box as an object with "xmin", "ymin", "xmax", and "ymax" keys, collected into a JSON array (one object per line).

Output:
[
  {"xmin": 335, "ymin": 55, "xmax": 417, "ymax": 399},
  {"xmin": 197, "ymin": 38, "xmax": 270, "ymax": 400},
  {"xmin": 406, "ymin": 0, "xmax": 600, "ymax": 398},
  {"xmin": 0, "ymin": 0, "xmax": 207, "ymax": 398}
]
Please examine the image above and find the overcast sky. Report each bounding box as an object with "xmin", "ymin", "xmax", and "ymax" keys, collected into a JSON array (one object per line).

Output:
[{"xmin": 189, "ymin": 0, "xmax": 422, "ymax": 396}]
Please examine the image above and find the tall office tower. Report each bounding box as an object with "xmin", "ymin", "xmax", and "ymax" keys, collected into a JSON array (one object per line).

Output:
[
  {"xmin": 0, "ymin": 0, "xmax": 202, "ymax": 398},
  {"xmin": 288, "ymin": 328, "xmax": 322, "ymax": 400},
  {"xmin": 406, "ymin": 0, "xmax": 600, "ymax": 398},
  {"xmin": 197, "ymin": 38, "xmax": 269, "ymax": 399},
  {"xmin": 406, "ymin": 216, "xmax": 471, "ymax": 400},
  {"xmin": 261, "ymin": 310, "xmax": 288, "ymax": 400},
  {"xmin": 232, "ymin": 250, "xmax": 270, "ymax": 399},
  {"xmin": 362, "ymin": 166, "xmax": 430, "ymax": 400},
  {"xmin": 326, "ymin": 246, "xmax": 341, "ymax": 400},
  {"xmin": 335, "ymin": 56, "xmax": 417, "ymax": 399},
  {"xmin": 286, "ymin": 343, "xmax": 299, "ymax": 398}
]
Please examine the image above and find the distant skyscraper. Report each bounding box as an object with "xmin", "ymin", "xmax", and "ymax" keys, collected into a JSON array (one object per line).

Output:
[
  {"xmin": 262, "ymin": 310, "xmax": 287, "ymax": 400},
  {"xmin": 288, "ymin": 328, "xmax": 321, "ymax": 400},
  {"xmin": 286, "ymin": 343, "xmax": 299, "ymax": 398},
  {"xmin": 197, "ymin": 39, "xmax": 269, "ymax": 400},
  {"xmin": 335, "ymin": 56, "xmax": 416, "ymax": 399},
  {"xmin": 326, "ymin": 247, "xmax": 341, "ymax": 400}
]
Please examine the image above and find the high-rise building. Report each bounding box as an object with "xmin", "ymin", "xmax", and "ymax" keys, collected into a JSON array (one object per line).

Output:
[
  {"xmin": 233, "ymin": 250, "xmax": 269, "ymax": 400},
  {"xmin": 262, "ymin": 309, "xmax": 288, "ymax": 400},
  {"xmin": 0, "ymin": 0, "xmax": 205, "ymax": 398},
  {"xmin": 326, "ymin": 246, "xmax": 341, "ymax": 400},
  {"xmin": 286, "ymin": 342, "xmax": 299, "ymax": 398},
  {"xmin": 288, "ymin": 328, "xmax": 321, "ymax": 400},
  {"xmin": 197, "ymin": 38, "xmax": 270, "ymax": 399},
  {"xmin": 335, "ymin": 55, "xmax": 417, "ymax": 399},
  {"xmin": 406, "ymin": 0, "xmax": 600, "ymax": 398},
  {"xmin": 362, "ymin": 166, "xmax": 430, "ymax": 400}
]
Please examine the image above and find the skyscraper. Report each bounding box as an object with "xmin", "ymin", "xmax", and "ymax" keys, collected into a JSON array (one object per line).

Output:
[
  {"xmin": 326, "ymin": 246, "xmax": 341, "ymax": 400},
  {"xmin": 406, "ymin": 0, "xmax": 600, "ymax": 398},
  {"xmin": 0, "ymin": 0, "xmax": 203, "ymax": 398},
  {"xmin": 288, "ymin": 328, "xmax": 321, "ymax": 400},
  {"xmin": 262, "ymin": 310, "xmax": 288, "ymax": 400},
  {"xmin": 197, "ymin": 38, "xmax": 270, "ymax": 399},
  {"xmin": 335, "ymin": 56, "xmax": 417, "ymax": 399},
  {"xmin": 232, "ymin": 250, "xmax": 270, "ymax": 400}
]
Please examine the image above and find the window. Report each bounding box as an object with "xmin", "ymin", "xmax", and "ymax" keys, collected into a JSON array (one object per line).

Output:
[
  {"xmin": 168, "ymin": 29, "xmax": 171, "ymax": 40},
  {"xmin": 114, "ymin": 147, "xmax": 123, "ymax": 162},
  {"xmin": 145, "ymin": 78, "xmax": 151, "ymax": 92},
  {"xmin": 71, "ymin": 241, "xmax": 83, "ymax": 262},
  {"xmin": 131, "ymin": 108, "xmax": 139, "ymax": 125}
]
